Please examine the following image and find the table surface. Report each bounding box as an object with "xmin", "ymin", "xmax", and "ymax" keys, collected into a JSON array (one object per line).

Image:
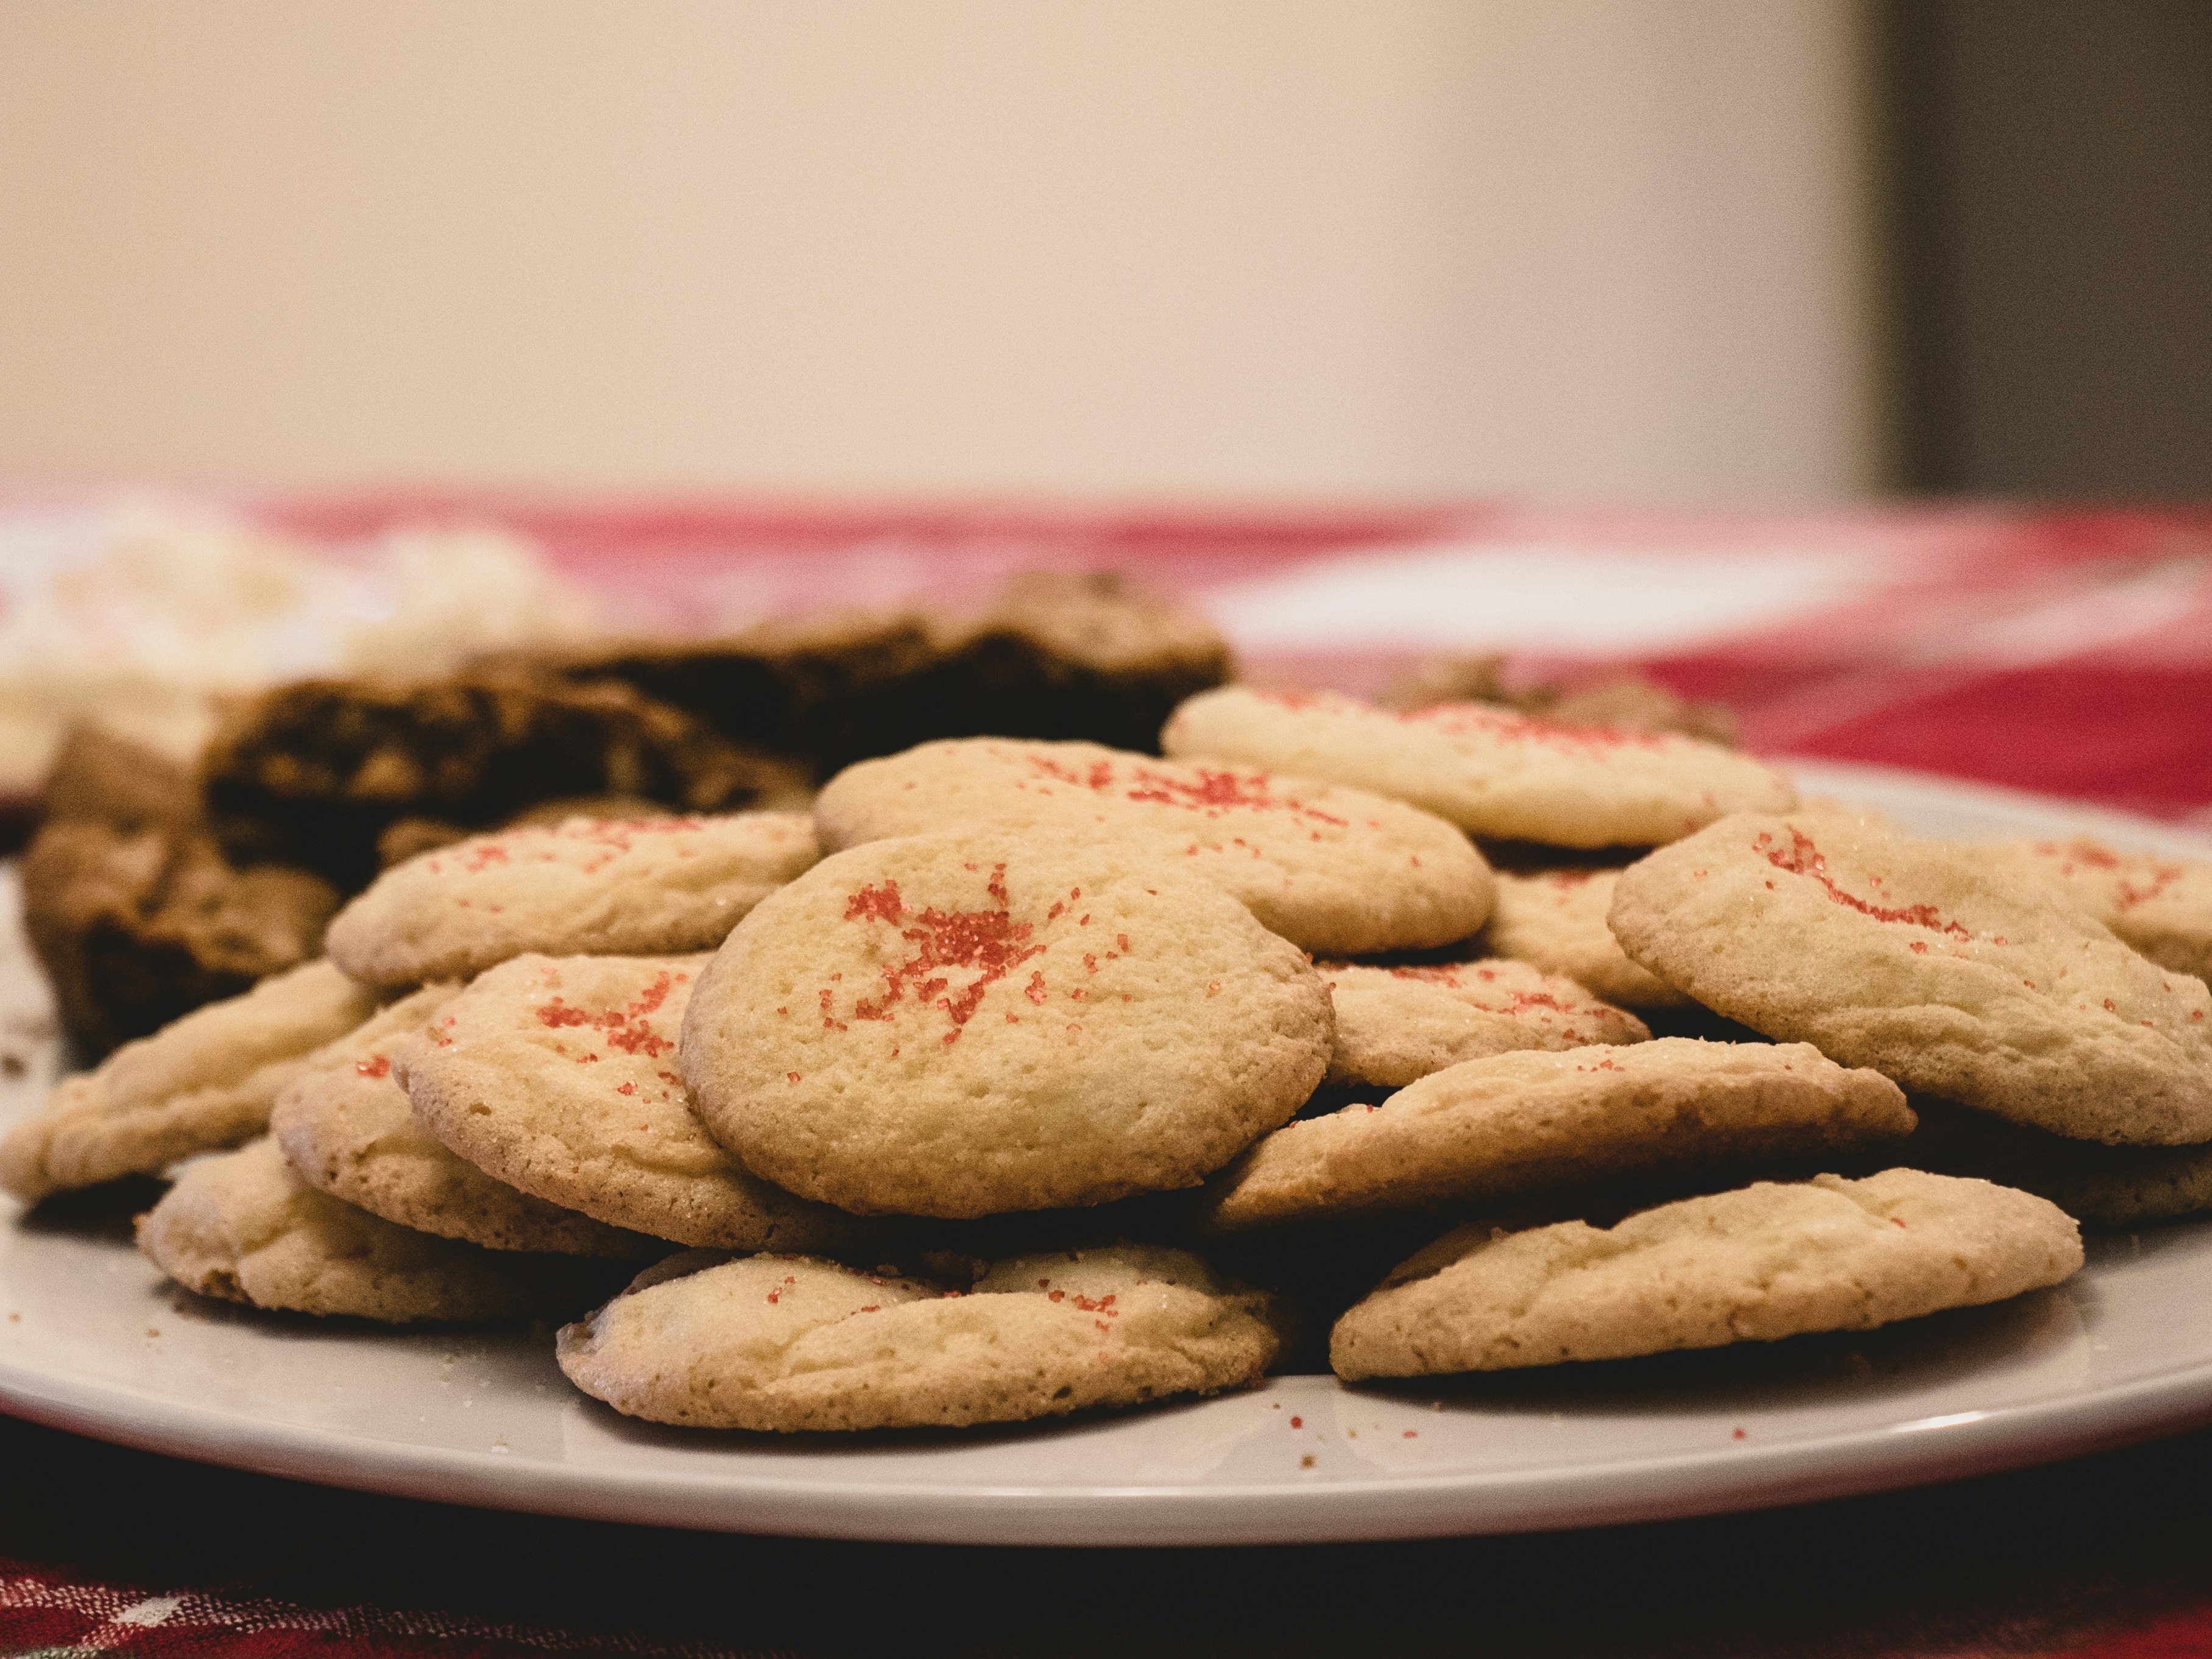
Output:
[{"xmin": 8, "ymin": 494, "xmax": 2212, "ymax": 1658}]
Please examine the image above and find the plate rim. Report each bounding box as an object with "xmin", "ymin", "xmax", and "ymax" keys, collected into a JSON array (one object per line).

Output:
[{"xmin": 5, "ymin": 1330, "xmax": 2212, "ymax": 1546}]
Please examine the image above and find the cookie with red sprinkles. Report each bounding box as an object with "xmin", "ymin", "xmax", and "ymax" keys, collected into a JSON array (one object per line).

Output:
[
  {"xmin": 811, "ymin": 738, "xmax": 1492, "ymax": 957},
  {"xmin": 1610, "ymin": 813, "xmax": 2212, "ymax": 1145},
  {"xmin": 1329, "ymin": 1169, "xmax": 2082, "ymax": 1379},
  {"xmin": 1987, "ymin": 835, "xmax": 2212, "ymax": 983},
  {"xmin": 1321, "ymin": 958, "xmax": 1647, "ymax": 1088},
  {"xmin": 678, "ymin": 830, "xmax": 1334, "ymax": 1218},
  {"xmin": 401, "ymin": 953, "xmax": 870, "ymax": 1253},
  {"xmin": 326, "ymin": 812, "xmax": 820, "ymax": 991},
  {"xmin": 271, "ymin": 984, "xmax": 657, "ymax": 1258},
  {"xmin": 1162, "ymin": 685, "xmax": 1794, "ymax": 848},
  {"xmin": 1199, "ymin": 1038, "xmax": 1913, "ymax": 1231},
  {"xmin": 557, "ymin": 1242, "xmax": 1288, "ymax": 1430}
]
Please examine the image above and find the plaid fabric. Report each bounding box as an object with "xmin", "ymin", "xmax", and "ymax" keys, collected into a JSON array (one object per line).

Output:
[
  {"xmin": 0, "ymin": 1569, "xmax": 746, "ymax": 1657},
  {"xmin": 7, "ymin": 493, "xmax": 2212, "ymax": 1658}
]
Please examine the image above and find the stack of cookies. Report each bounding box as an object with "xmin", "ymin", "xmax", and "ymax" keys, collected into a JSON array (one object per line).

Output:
[{"xmin": 19, "ymin": 674, "xmax": 2210, "ymax": 1434}]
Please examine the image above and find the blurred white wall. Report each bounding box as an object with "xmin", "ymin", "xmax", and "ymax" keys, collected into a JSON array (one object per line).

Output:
[{"xmin": 0, "ymin": 1, "xmax": 1882, "ymax": 504}]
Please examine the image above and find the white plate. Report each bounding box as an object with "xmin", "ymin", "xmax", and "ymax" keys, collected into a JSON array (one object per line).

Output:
[{"xmin": 3, "ymin": 760, "xmax": 2212, "ymax": 1547}]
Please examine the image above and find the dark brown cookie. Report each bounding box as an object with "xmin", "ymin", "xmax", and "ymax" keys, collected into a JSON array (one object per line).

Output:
[
  {"xmin": 21, "ymin": 819, "xmax": 338, "ymax": 1061},
  {"xmin": 501, "ymin": 570, "xmax": 1232, "ymax": 776},
  {"xmin": 202, "ymin": 670, "xmax": 798, "ymax": 889}
]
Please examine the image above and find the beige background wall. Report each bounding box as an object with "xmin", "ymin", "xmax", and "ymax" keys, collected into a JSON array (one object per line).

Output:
[{"xmin": 0, "ymin": 1, "xmax": 1882, "ymax": 504}]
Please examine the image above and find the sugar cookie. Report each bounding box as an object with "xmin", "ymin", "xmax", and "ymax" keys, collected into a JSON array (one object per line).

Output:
[
  {"xmin": 1610, "ymin": 813, "xmax": 2212, "ymax": 1144},
  {"xmin": 813, "ymin": 738, "xmax": 1491, "ymax": 956},
  {"xmin": 401, "ymin": 953, "xmax": 870, "ymax": 1253},
  {"xmin": 1203, "ymin": 1038, "xmax": 1913, "ymax": 1230},
  {"xmin": 0, "ymin": 960, "xmax": 378, "ymax": 1201},
  {"xmin": 270, "ymin": 985, "xmax": 657, "ymax": 1258},
  {"xmin": 1161, "ymin": 686, "xmax": 1795, "ymax": 847},
  {"xmin": 1482, "ymin": 868, "xmax": 1692, "ymax": 1011},
  {"xmin": 1989, "ymin": 836, "xmax": 2212, "ymax": 982},
  {"xmin": 1330, "ymin": 1169, "xmax": 2082, "ymax": 1378},
  {"xmin": 1904, "ymin": 1095, "xmax": 2212, "ymax": 1228},
  {"xmin": 136, "ymin": 1137, "xmax": 623, "ymax": 1323},
  {"xmin": 679, "ymin": 831, "xmax": 1334, "ymax": 1217},
  {"xmin": 1322, "ymin": 958, "xmax": 1646, "ymax": 1088},
  {"xmin": 326, "ymin": 812, "xmax": 819, "ymax": 991},
  {"xmin": 556, "ymin": 1242, "xmax": 1286, "ymax": 1429}
]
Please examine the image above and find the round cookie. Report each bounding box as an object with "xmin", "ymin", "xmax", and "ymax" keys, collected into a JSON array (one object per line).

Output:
[
  {"xmin": 1161, "ymin": 685, "xmax": 1796, "ymax": 847},
  {"xmin": 1322, "ymin": 958, "xmax": 1647, "ymax": 1088},
  {"xmin": 1329, "ymin": 1168, "xmax": 2083, "ymax": 1379},
  {"xmin": 1608, "ymin": 812, "xmax": 2212, "ymax": 1145},
  {"xmin": 679, "ymin": 830, "xmax": 1334, "ymax": 1218},
  {"xmin": 1482, "ymin": 868, "xmax": 1692, "ymax": 1011},
  {"xmin": 813, "ymin": 738, "xmax": 1491, "ymax": 956},
  {"xmin": 1201, "ymin": 1038, "xmax": 1914, "ymax": 1231},
  {"xmin": 136, "ymin": 1137, "xmax": 624, "ymax": 1323},
  {"xmin": 556, "ymin": 1241, "xmax": 1287, "ymax": 1430},
  {"xmin": 401, "ymin": 953, "xmax": 869, "ymax": 1253},
  {"xmin": 1903, "ymin": 1095, "xmax": 2212, "ymax": 1228},
  {"xmin": 327, "ymin": 812, "xmax": 819, "ymax": 991},
  {"xmin": 0, "ymin": 960, "xmax": 380, "ymax": 1201},
  {"xmin": 270, "ymin": 985, "xmax": 657, "ymax": 1258},
  {"xmin": 1988, "ymin": 836, "xmax": 2212, "ymax": 982}
]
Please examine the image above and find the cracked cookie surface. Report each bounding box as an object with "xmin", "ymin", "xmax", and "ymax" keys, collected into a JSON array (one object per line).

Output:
[
  {"xmin": 1203, "ymin": 1038, "xmax": 1912, "ymax": 1231},
  {"xmin": 0, "ymin": 960, "xmax": 378, "ymax": 1201},
  {"xmin": 1330, "ymin": 1168, "xmax": 2082, "ymax": 1378},
  {"xmin": 557, "ymin": 1242, "xmax": 1287, "ymax": 1430},
  {"xmin": 136, "ymin": 1137, "xmax": 624, "ymax": 1323}
]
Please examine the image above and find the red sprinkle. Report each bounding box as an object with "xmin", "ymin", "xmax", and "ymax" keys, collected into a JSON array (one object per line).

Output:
[
  {"xmin": 354, "ymin": 1055, "xmax": 390, "ymax": 1079},
  {"xmin": 1758, "ymin": 829, "xmax": 1970, "ymax": 938},
  {"xmin": 844, "ymin": 863, "xmax": 1044, "ymax": 1035},
  {"xmin": 1405, "ymin": 702, "xmax": 1666, "ymax": 752},
  {"xmin": 532, "ymin": 971, "xmax": 679, "ymax": 1059}
]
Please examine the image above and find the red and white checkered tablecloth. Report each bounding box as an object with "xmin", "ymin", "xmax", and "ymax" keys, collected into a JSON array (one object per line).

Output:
[{"xmin": 9, "ymin": 494, "xmax": 2212, "ymax": 1659}]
